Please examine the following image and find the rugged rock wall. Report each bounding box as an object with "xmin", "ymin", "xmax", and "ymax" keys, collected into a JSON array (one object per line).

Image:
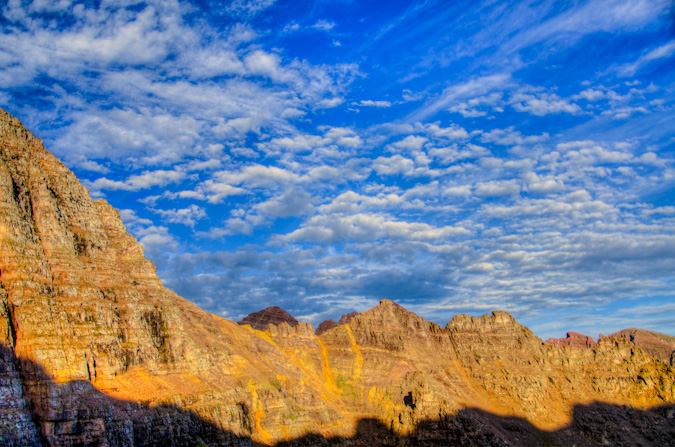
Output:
[{"xmin": 0, "ymin": 108, "xmax": 674, "ymax": 446}]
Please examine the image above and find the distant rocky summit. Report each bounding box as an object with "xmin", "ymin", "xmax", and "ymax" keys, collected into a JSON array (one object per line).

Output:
[
  {"xmin": 610, "ymin": 328, "xmax": 675, "ymax": 366},
  {"xmin": 237, "ymin": 306, "xmax": 299, "ymax": 330},
  {"xmin": 315, "ymin": 311, "xmax": 360, "ymax": 335},
  {"xmin": 315, "ymin": 319, "xmax": 338, "ymax": 335},
  {"xmin": 546, "ymin": 331, "xmax": 597, "ymax": 348},
  {"xmin": 1, "ymin": 107, "xmax": 674, "ymax": 446},
  {"xmin": 545, "ymin": 327, "xmax": 675, "ymax": 367}
]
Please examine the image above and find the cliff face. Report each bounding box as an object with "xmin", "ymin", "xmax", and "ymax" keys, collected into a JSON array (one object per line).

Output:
[{"xmin": 0, "ymin": 108, "xmax": 674, "ymax": 446}]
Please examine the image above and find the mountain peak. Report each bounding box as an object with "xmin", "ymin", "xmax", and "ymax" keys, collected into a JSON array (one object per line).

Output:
[{"xmin": 237, "ymin": 306, "xmax": 299, "ymax": 331}]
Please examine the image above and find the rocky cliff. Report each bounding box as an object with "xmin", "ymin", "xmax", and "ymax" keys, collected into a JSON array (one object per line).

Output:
[{"xmin": 0, "ymin": 108, "xmax": 674, "ymax": 446}]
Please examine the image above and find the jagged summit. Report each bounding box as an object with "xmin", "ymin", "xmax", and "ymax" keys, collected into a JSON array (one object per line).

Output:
[
  {"xmin": 237, "ymin": 305, "xmax": 299, "ymax": 330},
  {"xmin": 1, "ymin": 108, "xmax": 674, "ymax": 446}
]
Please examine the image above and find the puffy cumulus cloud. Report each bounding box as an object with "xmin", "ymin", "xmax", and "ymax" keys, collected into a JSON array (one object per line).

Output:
[
  {"xmin": 215, "ymin": 165, "xmax": 302, "ymax": 188},
  {"xmin": 372, "ymin": 155, "xmax": 415, "ymax": 176},
  {"xmin": 428, "ymin": 143, "xmax": 490, "ymax": 164},
  {"xmin": 255, "ymin": 189, "xmax": 314, "ymax": 219},
  {"xmin": 443, "ymin": 185, "xmax": 472, "ymax": 197},
  {"xmin": 54, "ymin": 108, "xmax": 204, "ymax": 167},
  {"xmin": 151, "ymin": 204, "xmax": 208, "ymax": 227},
  {"xmin": 474, "ymin": 180, "xmax": 521, "ymax": 197},
  {"xmin": 319, "ymin": 191, "xmax": 404, "ymax": 214},
  {"xmin": 171, "ymin": 181, "xmax": 248, "ymax": 204},
  {"xmin": 388, "ymin": 135, "xmax": 428, "ymax": 152},
  {"xmin": 522, "ymin": 172, "xmax": 566, "ymax": 195},
  {"xmin": 420, "ymin": 122, "xmax": 470, "ymax": 140},
  {"xmin": 118, "ymin": 209, "xmax": 154, "ymax": 232},
  {"xmin": 510, "ymin": 91, "xmax": 582, "ymax": 116},
  {"xmin": 448, "ymin": 92, "xmax": 504, "ymax": 118},
  {"xmin": 480, "ymin": 127, "xmax": 549, "ymax": 146},
  {"xmin": 261, "ymin": 126, "xmax": 363, "ymax": 156},
  {"xmin": 284, "ymin": 213, "xmax": 471, "ymax": 243},
  {"xmin": 85, "ymin": 168, "xmax": 187, "ymax": 193}
]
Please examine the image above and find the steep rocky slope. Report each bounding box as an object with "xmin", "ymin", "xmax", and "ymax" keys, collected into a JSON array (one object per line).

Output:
[{"xmin": 0, "ymin": 108, "xmax": 674, "ymax": 446}]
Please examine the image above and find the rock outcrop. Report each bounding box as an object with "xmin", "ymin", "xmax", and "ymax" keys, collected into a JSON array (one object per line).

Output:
[
  {"xmin": 237, "ymin": 306, "xmax": 299, "ymax": 331},
  {"xmin": 546, "ymin": 331, "xmax": 597, "ymax": 349},
  {"xmin": 0, "ymin": 108, "xmax": 674, "ymax": 446},
  {"xmin": 610, "ymin": 328, "xmax": 675, "ymax": 366}
]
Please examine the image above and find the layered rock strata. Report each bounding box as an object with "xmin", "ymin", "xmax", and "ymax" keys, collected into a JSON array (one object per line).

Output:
[{"xmin": 0, "ymin": 108, "xmax": 674, "ymax": 446}]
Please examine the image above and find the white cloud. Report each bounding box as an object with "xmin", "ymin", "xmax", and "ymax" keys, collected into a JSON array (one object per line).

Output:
[
  {"xmin": 481, "ymin": 127, "xmax": 549, "ymax": 146},
  {"xmin": 86, "ymin": 168, "xmax": 186, "ymax": 192},
  {"xmin": 284, "ymin": 213, "xmax": 471, "ymax": 243},
  {"xmin": 255, "ymin": 189, "xmax": 313, "ymax": 218},
  {"xmin": 312, "ymin": 20, "xmax": 336, "ymax": 31},
  {"xmin": 408, "ymin": 73, "xmax": 511, "ymax": 122},
  {"xmin": 355, "ymin": 100, "xmax": 392, "ymax": 107},
  {"xmin": 421, "ymin": 122, "xmax": 469, "ymax": 139},
  {"xmin": 475, "ymin": 180, "xmax": 520, "ymax": 197},
  {"xmin": 443, "ymin": 185, "xmax": 472, "ymax": 197},
  {"xmin": 225, "ymin": 0, "xmax": 277, "ymax": 17},
  {"xmin": 151, "ymin": 205, "xmax": 207, "ymax": 227},
  {"xmin": 617, "ymin": 39, "xmax": 675, "ymax": 76},
  {"xmin": 372, "ymin": 155, "xmax": 415, "ymax": 176},
  {"xmin": 510, "ymin": 92, "xmax": 582, "ymax": 116},
  {"xmin": 389, "ymin": 135, "xmax": 428, "ymax": 152}
]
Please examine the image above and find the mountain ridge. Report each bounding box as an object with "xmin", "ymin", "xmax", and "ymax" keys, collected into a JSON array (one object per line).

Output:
[{"xmin": 0, "ymin": 108, "xmax": 674, "ymax": 446}]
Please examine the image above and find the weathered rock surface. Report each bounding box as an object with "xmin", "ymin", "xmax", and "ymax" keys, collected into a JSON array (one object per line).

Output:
[
  {"xmin": 238, "ymin": 306, "xmax": 299, "ymax": 331},
  {"xmin": 546, "ymin": 331, "xmax": 597, "ymax": 349},
  {"xmin": 0, "ymin": 108, "xmax": 674, "ymax": 446},
  {"xmin": 610, "ymin": 328, "xmax": 675, "ymax": 366}
]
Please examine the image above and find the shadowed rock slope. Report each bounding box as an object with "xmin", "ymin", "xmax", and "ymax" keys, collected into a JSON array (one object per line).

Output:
[{"xmin": 0, "ymin": 108, "xmax": 674, "ymax": 446}]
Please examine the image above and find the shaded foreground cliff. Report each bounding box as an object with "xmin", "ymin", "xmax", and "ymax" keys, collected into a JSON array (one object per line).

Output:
[{"xmin": 0, "ymin": 108, "xmax": 674, "ymax": 446}]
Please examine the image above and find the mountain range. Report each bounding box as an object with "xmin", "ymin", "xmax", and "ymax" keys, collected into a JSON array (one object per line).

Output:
[{"xmin": 0, "ymin": 108, "xmax": 674, "ymax": 446}]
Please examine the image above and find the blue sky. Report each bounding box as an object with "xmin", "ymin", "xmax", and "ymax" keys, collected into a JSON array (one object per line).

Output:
[{"xmin": 1, "ymin": 0, "xmax": 674, "ymax": 339}]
